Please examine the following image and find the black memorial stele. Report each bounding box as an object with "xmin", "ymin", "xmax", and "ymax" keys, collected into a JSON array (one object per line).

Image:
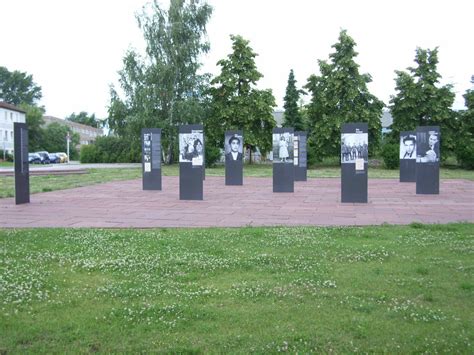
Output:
[
  {"xmin": 399, "ymin": 131, "xmax": 416, "ymax": 182},
  {"xmin": 416, "ymin": 126, "xmax": 440, "ymax": 195},
  {"xmin": 294, "ymin": 131, "xmax": 307, "ymax": 181},
  {"xmin": 273, "ymin": 127, "xmax": 294, "ymax": 193},
  {"xmin": 14, "ymin": 122, "xmax": 30, "ymax": 204},
  {"xmin": 179, "ymin": 124, "xmax": 204, "ymax": 200},
  {"xmin": 142, "ymin": 128, "xmax": 162, "ymax": 190},
  {"xmin": 225, "ymin": 130, "xmax": 243, "ymax": 186},
  {"xmin": 341, "ymin": 123, "xmax": 368, "ymax": 203}
]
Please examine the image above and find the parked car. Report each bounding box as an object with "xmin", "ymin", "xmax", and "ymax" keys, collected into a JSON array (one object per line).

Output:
[
  {"xmin": 54, "ymin": 152, "xmax": 68, "ymax": 163},
  {"xmin": 48, "ymin": 153, "xmax": 61, "ymax": 164},
  {"xmin": 28, "ymin": 153, "xmax": 41, "ymax": 164},
  {"xmin": 35, "ymin": 151, "xmax": 50, "ymax": 164}
]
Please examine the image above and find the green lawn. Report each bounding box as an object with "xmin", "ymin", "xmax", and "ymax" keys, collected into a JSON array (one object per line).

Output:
[
  {"xmin": 0, "ymin": 164, "xmax": 473, "ymax": 198},
  {"xmin": 0, "ymin": 224, "xmax": 472, "ymax": 352},
  {"xmin": 0, "ymin": 168, "xmax": 142, "ymax": 198}
]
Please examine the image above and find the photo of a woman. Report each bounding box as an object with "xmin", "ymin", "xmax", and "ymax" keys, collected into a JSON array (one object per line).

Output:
[
  {"xmin": 279, "ymin": 136, "xmax": 289, "ymax": 162},
  {"xmin": 417, "ymin": 130, "xmax": 440, "ymax": 163},
  {"xmin": 272, "ymin": 132, "xmax": 293, "ymax": 163},
  {"xmin": 179, "ymin": 131, "xmax": 204, "ymax": 166}
]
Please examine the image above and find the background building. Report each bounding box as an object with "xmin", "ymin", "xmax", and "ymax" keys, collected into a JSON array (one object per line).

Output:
[
  {"xmin": 0, "ymin": 102, "xmax": 26, "ymax": 154},
  {"xmin": 381, "ymin": 109, "xmax": 393, "ymax": 136},
  {"xmin": 42, "ymin": 116, "xmax": 103, "ymax": 149}
]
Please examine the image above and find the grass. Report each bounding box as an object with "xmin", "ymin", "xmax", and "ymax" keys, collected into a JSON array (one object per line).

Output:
[
  {"xmin": 0, "ymin": 223, "xmax": 472, "ymax": 352},
  {"xmin": 0, "ymin": 163, "xmax": 473, "ymax": 198},
  {"xmin": 0, "ymin": 168, "xmax": 142, "ymax": 198}
]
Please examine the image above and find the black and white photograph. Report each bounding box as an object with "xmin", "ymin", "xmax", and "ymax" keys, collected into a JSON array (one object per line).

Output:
[
  {"xmin": 179, "ymin": 130, "xmax": 204, "ymax": 166},
  {"xmin": 144, "ymin": 135, "xmax": 151, "ymax": 148},
  {"xmin": 341, "ymin": 133, "xmax": 368, "ymax": 164},
  {"xmin": 417, "ymin": 130, "xmax": 440, "ymax": 163},
  {"xmin": 272, "ymin": 132, "xmax": 294, "ymax": 163},
  {"xmin": 143, "ymin": 133, "xmax": 152, "ymax": 172},
  {"xmin": 224, "ymin": 133, "xmax": 243, "ymax": 161},
  {"xmin": 400, "ymin": 134, "xmax": 416, "ymax": 159},
  {"xmin": 293, "ymin": 136, "xmax": 299, "ymax": 166}
]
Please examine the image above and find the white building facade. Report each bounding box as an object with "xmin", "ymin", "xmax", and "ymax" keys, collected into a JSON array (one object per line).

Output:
[{"xmin": 0, "ymin": 102, "xmax": 26, "ymax": 154}]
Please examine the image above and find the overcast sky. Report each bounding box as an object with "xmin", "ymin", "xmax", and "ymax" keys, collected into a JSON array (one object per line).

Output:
[{"xmin": 1, "ymin": 0, "xmax": 473, "ymax": 119}]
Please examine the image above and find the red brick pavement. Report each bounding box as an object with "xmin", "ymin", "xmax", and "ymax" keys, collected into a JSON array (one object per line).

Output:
[{"xmin": 0, "ymin": 177, "xmax": 472, "ymax": 228}]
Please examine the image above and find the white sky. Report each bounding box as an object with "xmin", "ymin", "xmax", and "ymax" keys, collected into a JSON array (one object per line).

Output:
[{"xmin": 1, "ymin": 0, "xmax": 472, "ymax": 119}]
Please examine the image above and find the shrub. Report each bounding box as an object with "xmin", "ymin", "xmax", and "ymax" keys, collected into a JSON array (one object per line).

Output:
[
  {"xmin": 381, "ymin": 143, "xmax": 399, "ymax": 169},
  {"xmin": 80, "ymin": 136, "xmax": 142, "ymax": 163},
  {"xmin": 80, "ymin": 144, "xmax": 100, "ymax": 163},
  {"xmin": 0, "ymin": 150, "xmax": 11, "ymax": 162},
  {"xmin": 205, "ymin": 145, "xmax": 222, "ymax": 168},
  {"xmin": 455, "ymin": 138, "xmax": 474, "ymax": 169}
]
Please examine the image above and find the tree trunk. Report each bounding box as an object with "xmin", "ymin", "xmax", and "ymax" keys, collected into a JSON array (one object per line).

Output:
[{"xmin": 167, "ymin": 139, "xmax": 174, "ymax": 165}]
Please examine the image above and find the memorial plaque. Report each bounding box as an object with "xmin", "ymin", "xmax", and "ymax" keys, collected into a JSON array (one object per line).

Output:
[
  {"xmin": 225, "ymin": 130, "xmax": 243, "ymax": 185},
  {"xmin": 341, "ymin": 123, "xmax": 368, "ymax": 203},
  {"xmin": 14, "ymin": 122, "xmax": 30, "ymax": 204},
  {"xmin": 142, "ymin": 128, "xmax": 162, "ymax": 190},
  {"xmin": 399, "ymin": 131, "xmax": 416, "ymax": 182},
  {"xmin": 179, "ymin": 124, "xmax": 204, "ymax": 200},
  {"xmin": 273, "ymin": 127, "xmax": 294, "ymax": 192},
  {"xmin": 416, "ymin": 126, "xmax": 440, "ymax": 194},
  {"xmin": 294, "ymin": 131, "xmax": 307, "ymax": 181}
]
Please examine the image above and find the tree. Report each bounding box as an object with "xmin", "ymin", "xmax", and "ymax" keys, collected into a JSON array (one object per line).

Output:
[
  {"xmin": 0, "ymin": 66, "xmax": 42, "ymax": 106},
  {"xmin": 305, "ymin": 30, "xmax": 384, "ymax": 161},
  {"xmin": 66, "ymin": 111, "xmax": 101, "ymax": 128},
  {"xmin": 207, "ymin": 35, "xmax": 276, "ymax": 163},
  {"xmin": 454, "ymin": 76, "xmax": 474, "ymax": 168},
  {"xmin": 389, "ymin": 47, "xmax": 456, "ymax": 154},
  {"xmin": 18, "ymin": 104, "xmax": 45, "ymax": 152},
  {"xmin": 41, "ymin": 122, "xmax": 80, "ymax": 158},
  {"xmin": 283, "ymin": 69, "xmax": 305, "ymax": 131},
  {"xmin": 107, "ymin": 0, "xmax": 213, "ymax": 164}
]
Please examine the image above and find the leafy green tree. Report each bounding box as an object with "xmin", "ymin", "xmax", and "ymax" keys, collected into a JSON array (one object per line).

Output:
[
  {"xmin": 108, "ymin": 0, "xmax": 213, "ymax": 163},
  {"xmin": 455, "ymin": 77, "xmax": 474, "ymax": 168},
  {"xmin": 305, "ymin": 30, "xmax": 384, "ymax": 161},
  {"xmin": 0, "ymin": 67, "xmax": 42, "ymax": 106},
  {"xmin": 207, "ymin": 35, "xmax": 276, "ymax": 163},
  {"xmin": 389, "ymin": 48, "xmax": 456, "ymax": 154},
  {"xmin": 283, "ymin": 69, "xmax": 305, "ymax": 131},
  {"xmin": 66, "ymin": 111, "xmax": 101, "ymax": 128},
  {"xmin": 18, "ymin": 104, "xmax": 45, "ymax": 152},
  {"xmin": 41, "ymin": 122, "xmax": 80, "ymax": 158}
]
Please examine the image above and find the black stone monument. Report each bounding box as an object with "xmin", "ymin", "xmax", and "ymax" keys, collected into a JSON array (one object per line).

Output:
[
  {"xmin": 142, "ymin": 128, "xmax": 162, "ymax": 190},
  {"xmin": 416, "ymin": 126, "xmax": 440, "ymax": 194},
  {"xmin": 294, "ymin": 131, "xmax": 307, "ymax": 181},
  {"xmin": 179, "ymin": 124, "xmax": 204, "ymax": 200},
  {"xmin": 14, "ymin": 122, "xmax": 30, "ymax": 204},
  {"xmin": 273, "ymin": 127, "xmax": 294, "ymax": 192},
  {"xmin": 341, "ymin": 123, "xmax": 368, "ymax": 203},
  {"xmin": 399, "ymin": 131, "xmax": 416, "ymax": 182},
  {"xmin": 225, "ymin": 130, "xmax": 243, "ymax": 185}
]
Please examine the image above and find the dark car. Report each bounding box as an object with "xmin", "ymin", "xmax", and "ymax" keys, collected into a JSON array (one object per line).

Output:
[
  {"xmin": 28, "ymin": 153, "xmax": 41, "ymax": 164},
  {"xmin": 48, "ymin": 153, "xmax": 61, "ymax": 164},
  {"xmin": 35, "ymin": 151, "xmax": 50, "ymax": 164}
]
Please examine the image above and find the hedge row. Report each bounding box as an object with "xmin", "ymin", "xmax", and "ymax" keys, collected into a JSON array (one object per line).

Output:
[{"xmin": 80, "ymin": 136, "xmax": 140, "ymax": 163}]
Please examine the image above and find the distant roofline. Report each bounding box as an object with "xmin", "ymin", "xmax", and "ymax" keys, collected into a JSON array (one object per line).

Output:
[
  {"xmin": 43, "ymin": 115, "xmax": 102, "ymax": 131},
  {"xmin": 0, "ymin": 101, "xmax": 26, "ymax": 114}
]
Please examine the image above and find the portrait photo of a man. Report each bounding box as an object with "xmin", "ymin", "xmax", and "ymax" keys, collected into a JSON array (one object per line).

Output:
[
  {"xmin": 224, "ymin": 134, "xmax": 243, "ymax": 161},
  {"xmin": 400, "ymin": 134, "xmax": 416, "ymax": 159}
]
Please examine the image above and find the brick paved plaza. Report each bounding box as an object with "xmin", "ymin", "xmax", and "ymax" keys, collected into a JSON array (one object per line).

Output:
[{"xmin": 0, "ymin": 177, "xmax": 472, "ymax": 228}]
